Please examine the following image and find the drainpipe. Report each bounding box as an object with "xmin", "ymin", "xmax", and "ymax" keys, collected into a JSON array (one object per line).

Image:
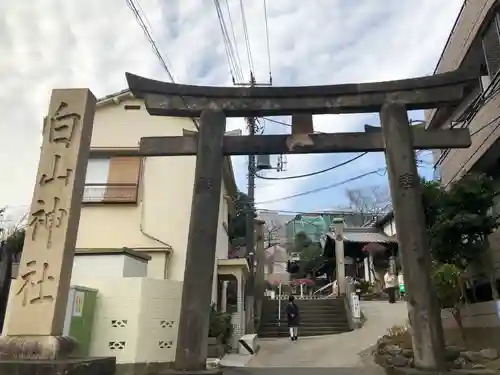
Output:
[{"xmin": 139, "ymin": 158, "xmax": 173, "ymax": 277}]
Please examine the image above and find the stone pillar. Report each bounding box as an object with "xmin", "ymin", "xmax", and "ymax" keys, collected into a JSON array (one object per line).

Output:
[
  {"xmin": 368, "ymin": 254, "xmax": 375, "ymax": 283},
  {"xmin": 332, "ymin": 218, "xmax": 345, "ymax": 296},
  {"xmin": 380, "ymin": 102, "xmax": 446, "ymax": 370},
  {"xmin": 363, "ymin": 257, "xmax": 370, "ymax": 281},
  {"xmin": 221, "ymin": 281, "xmax": 228, "ymax": 313},
  {"xmin": 0, "ymin": 89, "xmax": 96, "ymax": 359}
]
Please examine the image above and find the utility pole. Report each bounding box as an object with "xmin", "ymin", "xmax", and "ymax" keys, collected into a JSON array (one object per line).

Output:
[
  {"xmin": 245, "ymin": 73, "xmax": 257, "ymax": 333},
  {"xmin": 236, "ymin": 72, "xmax": 270, "ymax": 334}
]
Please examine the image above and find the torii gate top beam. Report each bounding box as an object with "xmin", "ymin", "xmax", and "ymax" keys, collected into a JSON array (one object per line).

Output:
[{"xmin": 125, "ymin": 70, "xmax": 477, "ymax": 117}]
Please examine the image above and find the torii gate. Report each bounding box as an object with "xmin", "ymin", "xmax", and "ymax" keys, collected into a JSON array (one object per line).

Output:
[{"xmin": 126, "ymin": 70, "xmax": 475, "ymax": 372}]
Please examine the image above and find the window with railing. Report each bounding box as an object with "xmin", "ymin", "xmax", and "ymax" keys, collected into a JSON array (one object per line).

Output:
[{"xmin": 83, "ymin": 156, "xmax": 141, "ymax": 204}]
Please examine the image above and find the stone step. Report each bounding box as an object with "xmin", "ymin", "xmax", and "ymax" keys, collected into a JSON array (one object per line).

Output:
[
  {"xmin": 258, "ymin": 326, "xmax": 352, "ymax": 338},
  {"xmin": 261, "ymin": 320, "xmax": 349, "ymax": 328},
  {"xmin": 262, "ymin": 310, "xmax": 348, "ymax": 317},
  {"xmin": 263, "ymin": 306, "xmax": 346, "ymax": 311},
  {"xmin": 263, "ymin": 300, "xmax": 345, "ymax": 307},
  {"xmin": 261, "ymin": 314, "xmax": 347, "ymax": 321}
]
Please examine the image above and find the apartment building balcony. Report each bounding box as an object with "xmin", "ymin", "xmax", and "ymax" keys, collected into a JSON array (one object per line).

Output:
[
  {"xmin": 83, "ymin": 183, "xmax": 139, "ymax": 204},
  {"xmin": 427, "ymin": 1, "xmax": 500, "ymax": 186}
]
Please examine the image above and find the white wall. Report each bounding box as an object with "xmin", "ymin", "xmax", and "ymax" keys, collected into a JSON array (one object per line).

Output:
[
  {"xmin": 71, "ymin": 254, "xmax": 148, "ymax": 281},
  {"xmin": 382, "ymin": 219, "xmax": 396, "ymax": 237}
]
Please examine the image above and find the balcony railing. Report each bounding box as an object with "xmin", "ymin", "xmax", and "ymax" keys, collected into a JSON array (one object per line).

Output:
[{"xmin": 83, "ymin": 183, "xmax": 138, "ymax": 204}]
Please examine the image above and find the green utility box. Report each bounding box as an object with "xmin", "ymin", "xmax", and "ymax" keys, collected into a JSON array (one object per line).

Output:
[{"xmin": 63, "ymin": 286, "xmax": 98, "ymax": 357}]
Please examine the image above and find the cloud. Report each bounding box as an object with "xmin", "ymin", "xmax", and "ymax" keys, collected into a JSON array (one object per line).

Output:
[{"xmin": 0, "ymin": 0, "xmax": 463, "ymax": 215}]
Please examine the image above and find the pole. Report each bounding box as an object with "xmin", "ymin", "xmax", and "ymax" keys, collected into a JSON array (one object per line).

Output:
[
  {"xmin": 277, "ymin": 283, "xmax": 282, "ymax": 327},
  {"xmin": 380, "ymin": 102, "xmax": 446, "ymax": 370},
  {"xmin": 245, "ymin": 74, "xmax": 257, "ymax": 334},
  {"xmin": 174, "ymin": 107, "xmax": 226, "ymax": 371}
]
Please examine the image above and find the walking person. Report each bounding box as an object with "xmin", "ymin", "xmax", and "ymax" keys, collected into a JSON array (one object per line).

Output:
[
  {"xmin": 286, "ymin": 295, "xmax": 300, "ymax": 341},
  {"xmin": 384, "ymin": 269, "xmax": 397, "ymax": 304}
]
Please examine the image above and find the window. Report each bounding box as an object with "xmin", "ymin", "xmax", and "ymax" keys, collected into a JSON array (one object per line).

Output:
[
  {"xmin": 482, "ymin": 12, "xmax": 500, "ymax": 78},
  {"xmin": 83, "ymin": 157, "xmax": 141, "ymax": 203}
]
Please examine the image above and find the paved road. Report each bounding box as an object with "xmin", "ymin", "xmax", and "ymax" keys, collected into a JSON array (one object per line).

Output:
[
  {"xmin": 244, "ymin": 300, "xmax": 408, "ymax": 369},
  {"xmin": 223, "ymin": 368, "xmax": 375, "ymax": 375}
]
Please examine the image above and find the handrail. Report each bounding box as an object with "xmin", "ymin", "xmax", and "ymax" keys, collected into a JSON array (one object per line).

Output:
[{"xmin": 313, "ymin": 281, "xmax": 335, "ymax": 296}]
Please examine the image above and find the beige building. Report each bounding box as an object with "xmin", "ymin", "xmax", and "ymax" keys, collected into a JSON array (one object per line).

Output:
[
  {"xmin": 425, "ymin": 0, "xmax": 500, "ymax": 270},
  {"xmin": 426, "ymin": 0, "xmax": 500, "ymax": 186},
  {"xmin": 75, "ymin": 89, "xmax": 238, "ymax": 287}
]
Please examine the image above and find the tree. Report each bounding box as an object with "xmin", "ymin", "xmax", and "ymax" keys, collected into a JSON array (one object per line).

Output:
[
  {"xmin": 263, "ymin": 221, "xmax": 281, "ymax": 249},
  {"xmin": 288, "ymin": 231, "xmax": 323, "ymax": 279},
  {"xmin": 422, "ymin": 173, "xmax": 499, "ymax": 300},
  {"xmin": 431, "ymin": 263, "xmax": 466, "ymax": 340},
  {"xmin": 228, "ymin": 191, "xmax": 251, "ymax": 244},
  {"xmin": 344, "ymin": 185, "xmax": 391, "ymax": 226},
  {"xmin": 0, "ymin": 209, "xmax": 26, "ymax": 260},
  {"xmin": 0, "ymin": 209, "xmax": 26, "ymax": 330}
]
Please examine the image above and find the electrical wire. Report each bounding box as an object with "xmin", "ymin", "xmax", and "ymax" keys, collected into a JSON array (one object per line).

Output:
[
  {"xmin": 126, "ymin": 0, "xmax": 175, "ymax": 82},
  {"xmin": 239, "ymin": 0, "xmax": 255, "ymax": 75},
  {"xmin": 214, "ymin": 0, "xmax": 244, "ymax": 83},
  {"xmin": 255, "ymin": 168, "xmax": 387, "ymax": 205},
  {"xmin": 224, "ymin": 0, "xmax": 244, "ymax": 81},
  {"xmin": 263, "ymin": 0, "xmax": 272, "ymax": 84},
  {"xmin": 256, "ymin": 153, "xmax": 367, "ymax": 180},
  {"xmin": 126, "ymin": 0, "xmax": 199, "ymax": 129}
]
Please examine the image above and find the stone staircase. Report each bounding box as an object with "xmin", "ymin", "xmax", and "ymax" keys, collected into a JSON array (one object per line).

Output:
[{"xmin": 258, "ymin": 297, "xmax": 352, "ymax": 338}]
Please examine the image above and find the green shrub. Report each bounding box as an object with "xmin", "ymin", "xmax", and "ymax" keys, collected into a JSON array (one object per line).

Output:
[{"xmin": 208, "ymin": 304, "xmax": 233, "ymax": 344}]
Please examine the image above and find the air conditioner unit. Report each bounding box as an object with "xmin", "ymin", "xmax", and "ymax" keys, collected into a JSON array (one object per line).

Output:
[{"xmin": 256, "ymin": 154, "xmax": 272, "ymax": 170}]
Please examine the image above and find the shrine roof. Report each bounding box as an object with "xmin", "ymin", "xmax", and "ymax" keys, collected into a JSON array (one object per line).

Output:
[{"xmin": 326, "ymin": 228, "xmax": 396, "ymax": 244}]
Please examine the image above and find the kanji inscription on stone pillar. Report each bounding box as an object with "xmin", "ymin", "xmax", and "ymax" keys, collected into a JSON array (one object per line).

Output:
[{"xmin": 4, "ymin": 89, "xmax": 96, "ymax": 336}]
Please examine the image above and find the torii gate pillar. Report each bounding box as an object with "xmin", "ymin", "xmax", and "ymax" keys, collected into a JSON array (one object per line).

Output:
[{"xmin": 381, "ymin": 102, "xmax": 446, "ymax": 370}]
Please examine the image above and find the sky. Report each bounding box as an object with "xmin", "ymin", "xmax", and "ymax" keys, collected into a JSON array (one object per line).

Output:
[{"xmin": 0, "ymin": 0, "xmax": 465, "ymax": 222}]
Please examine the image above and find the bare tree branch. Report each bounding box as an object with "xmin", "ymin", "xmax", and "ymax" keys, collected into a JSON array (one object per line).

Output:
[
  {"xmin": 343, "ymin": 185, "xmax": 391, "ymax": 226},
  {"xmin": 0, "ymin": 210, "xmax": 28, "ymax": 242},
  {"xmin": 263, "ymin": 220, "xmax": 281, "ymax": 249}
]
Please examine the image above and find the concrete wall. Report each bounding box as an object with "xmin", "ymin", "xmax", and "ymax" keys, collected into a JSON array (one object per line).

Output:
[
  {"xmin": 75, "ymin": 97, "xmax": 230, "ymax": 282},
  {"xmin": 442, "ymin": 301, "xmax": 500, "ymax": 349}
]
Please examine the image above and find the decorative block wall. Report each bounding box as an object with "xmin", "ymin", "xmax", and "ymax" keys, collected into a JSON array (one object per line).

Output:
[{"xmin": 80, "ymin": 277, "xmax": 182, "ymax": 364}]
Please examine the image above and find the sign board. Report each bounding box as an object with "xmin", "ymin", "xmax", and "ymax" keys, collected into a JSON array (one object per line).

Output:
[
  {"xmin": 73, "ymin": 291, "xmax": 85, "ymax": 317},
  {"xmin": 351, "ymin": 292, "xmax": 361, "ymax": 319}
]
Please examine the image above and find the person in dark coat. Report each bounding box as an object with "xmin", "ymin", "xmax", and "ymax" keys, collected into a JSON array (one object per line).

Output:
[{"xmin": 286, "ymin": 295, "xmax": 300, "ymax": 341}]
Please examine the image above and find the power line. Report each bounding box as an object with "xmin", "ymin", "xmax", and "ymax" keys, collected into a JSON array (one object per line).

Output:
[
  {"xmin": 126, "ymin": 0, "xmax": 199, "ymax": 130},
  {"xmin": 256, "ymin": 153, "xmax": 367, "ymax": 180},
  {"xmin": 263, "ymin": 0, "xmax": 272, "ymax": 84},
  {"xmin": 214, "ymin": 0, "xmax": 244, "ymax": 83},
  {"xmin": 255, "ymin": 168, "xmax": 387, "ymax": 205},
  {"xmin": 126, "ymin": 0, "xmax": 175, "ymax": 82},
  {"xmin": 224, "ymin": 0, "xmax": 244, "ymax": 82},
  {"xmin": 239, "ymin": 0, "xmax": 255, "ymax": 75}
]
